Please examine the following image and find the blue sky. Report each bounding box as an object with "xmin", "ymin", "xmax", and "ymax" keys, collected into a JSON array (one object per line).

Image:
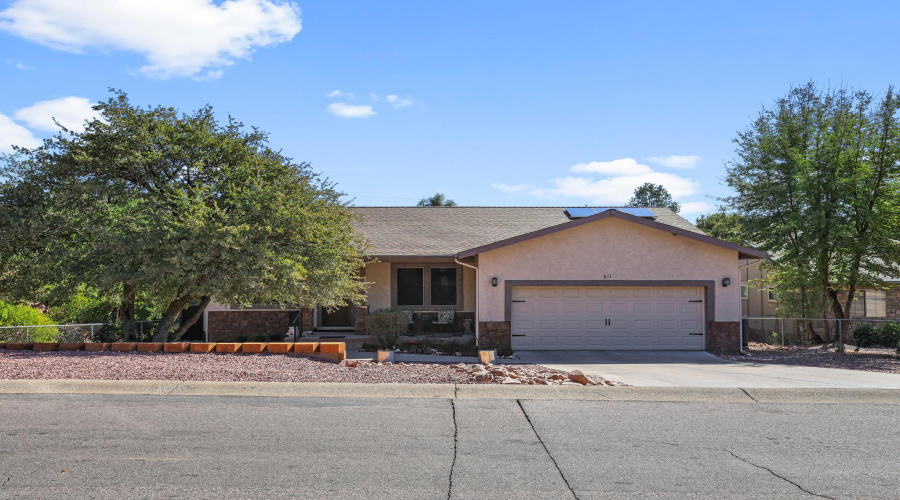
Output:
[{"xmin": 2, "ymin": 1, "xmax": 899, "ymax": 220}]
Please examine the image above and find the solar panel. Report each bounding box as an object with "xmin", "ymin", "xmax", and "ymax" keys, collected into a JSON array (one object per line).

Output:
[
  {"xmin": 565, "ymin": 207, "xmax": 597, "ymax": 218},
  {"xmin": 565, "ymin": 207, "xmax": 657, "ymax": 219}
]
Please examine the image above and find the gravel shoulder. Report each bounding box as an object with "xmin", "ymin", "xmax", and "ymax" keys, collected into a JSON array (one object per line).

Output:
[
  {"xmin": 0, "ymin": 351, "xmax": 615, "ymax": 386},
  {"xmin": 721, "ymin": 342, "xmax": 900, "ymax": 374}
]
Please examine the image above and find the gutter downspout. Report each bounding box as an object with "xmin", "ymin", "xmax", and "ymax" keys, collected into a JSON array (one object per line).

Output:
[{"xmin": 455, "ymin": 257, "xmax": 479, "ymax": 347}]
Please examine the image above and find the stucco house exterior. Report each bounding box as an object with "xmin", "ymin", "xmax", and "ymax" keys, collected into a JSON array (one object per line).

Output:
[
  {"xmin": 203, "ymin": 206, "xmax": 768, "ymax": 353},
  {"xmin": 740, "ymin": 259, "xmax": 900, "ymax": 320}
]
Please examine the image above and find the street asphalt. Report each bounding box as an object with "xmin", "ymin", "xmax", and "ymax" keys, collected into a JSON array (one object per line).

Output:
[{"xmin": 0, "ymin": 393, "xmax": 898, "ymax": 499}]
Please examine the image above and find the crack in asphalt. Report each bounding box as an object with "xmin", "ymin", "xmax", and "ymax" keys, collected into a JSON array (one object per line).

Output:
[
  {"xmin": 726, "ymin": 450, "xmax": 834, "ymax": 499},
  {"xmin": 517, "ymin": 399, "xmax": 580, "ymax": 500},
  {"xmin": 740, "ymin": 388, "xmax": 759, "ymax": 402},
  {"xmin": 447, "ymin": 399, "xmax": 458, "ymax": 500}
]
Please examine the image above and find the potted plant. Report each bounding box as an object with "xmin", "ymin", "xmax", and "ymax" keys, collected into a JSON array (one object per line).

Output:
[{"xmin": 367, "ymin": 309, "xmax": 407, "ymax": 363}]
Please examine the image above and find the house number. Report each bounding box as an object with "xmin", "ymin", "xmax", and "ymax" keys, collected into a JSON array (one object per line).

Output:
[{"xmin": 603, "ymin": 274, "xmax": 613, "ymax": 279}]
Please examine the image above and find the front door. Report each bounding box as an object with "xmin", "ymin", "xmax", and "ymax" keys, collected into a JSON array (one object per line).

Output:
[{"xmin": 321, "ymin": 304, "xmax": 352, "ymax": 327}]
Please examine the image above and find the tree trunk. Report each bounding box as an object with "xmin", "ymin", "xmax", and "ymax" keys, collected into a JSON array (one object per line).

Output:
[
  {"xmin": 152, "ymin": 294, "xmax": 195, "ymax": 342},
  {"xmin": 172, "ymin": 296, "xmax": 212, "ymax": 341},
  {"xmin": 121, "ymin": 283, "xmax": 138, "ymax": 341}
]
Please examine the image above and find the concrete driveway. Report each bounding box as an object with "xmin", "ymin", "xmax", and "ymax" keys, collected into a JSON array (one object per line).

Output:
[{"xmin": 514, "ymin": 350, "xmax": 900, "ymax": 388}]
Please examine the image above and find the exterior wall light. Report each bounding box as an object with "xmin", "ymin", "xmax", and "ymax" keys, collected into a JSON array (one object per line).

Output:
[
  {"xmin": 722, "ymin": 277, "xmax": 731, "ymax": 287},
  {"xmin": 491, "ymin": 277, "xmax": 498, "ymax": 287}
]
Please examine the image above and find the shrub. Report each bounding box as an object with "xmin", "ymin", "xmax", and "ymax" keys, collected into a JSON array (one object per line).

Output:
[
  {"xmin": 367, "ymin": 309, "xmax": 408, "ymax": 350},
  {"xmin": 874, "ymin": 323, "xmax": 900, "ymax": 349},
  {"xmin": 0, "ymin": 300, "xmax": 59, "ymax": 342},
  {"xmin": 853, "ymin": 324, "xmax": 877, "ymax": 348},
  {"xmin": 234, "ymin": 335, "xmax": 249, "ymax": 342},
  {"xmin": 268, "ymin": 333, "xmax": 284, "ymax": 342},
  {"xmin": 250, "ymin": 334, "xmax": 267, "ymax": 342}
]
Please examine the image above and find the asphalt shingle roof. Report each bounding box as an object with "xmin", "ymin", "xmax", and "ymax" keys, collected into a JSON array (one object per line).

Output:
[{"xmin": 351, "ymin": 206, "xmax": 705, "ymax": 257}]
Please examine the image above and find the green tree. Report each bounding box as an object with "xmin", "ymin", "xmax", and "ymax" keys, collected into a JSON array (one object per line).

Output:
[
  {"xmin": 0, "ymin": 91, "xmax": 368, "ymax": 342},
  {"xmin": 695, "ymin": 211, "xmax": 745, "ymax": 244},
  {"xmin": 626, "ymin": 183, "xmax": 680, "ymax": 212},
  {"xmin": 417, "ymin": 193, "xmax": 457, "ymax": 206},
  {"xmin": 0, "ymin": 300, "xmax": 58, "ymax": 342},
  {"xmin": 724, "ymin": 82, "xmax": 900, "ymax": 339}
]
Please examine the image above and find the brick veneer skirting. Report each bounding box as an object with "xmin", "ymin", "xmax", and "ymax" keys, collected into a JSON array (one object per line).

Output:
[
  {"xmin": 207, "ymin": 311, "xmax": 291, "ymax": 342},
  {"xmin": 706, "ymin": 321, "xmax": 740, "ymax": 353},
  {"xmin": 353, "ymin": 305, "xmax": 369, "ymax": 335},
  {"xmin": 478, "ymin": 321, "xmax": 511, "ymax": 349}
]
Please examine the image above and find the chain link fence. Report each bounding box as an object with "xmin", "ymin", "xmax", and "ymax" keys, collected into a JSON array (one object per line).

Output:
[
  {"xmin": 0, "ymin": 321, "xmax": 161, "ymax": 343},
  {"xmin": 742, "ymin": 316, "xmax": 900, "ymax": 351}
]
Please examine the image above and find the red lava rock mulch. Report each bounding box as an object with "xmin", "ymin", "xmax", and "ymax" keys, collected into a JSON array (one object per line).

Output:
[
  {"xmin": 720, "ymin": 342, "xmax": 900, "ymax": 374},
  {"xmin": 0, "ymin": 351, "xmax": 618, "ymax": 385}
]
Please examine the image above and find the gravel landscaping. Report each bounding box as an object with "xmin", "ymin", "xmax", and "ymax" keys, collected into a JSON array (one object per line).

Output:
[
  {"xmin": 0, "ymin": 351, "xmax": 617, "ymax": 385},
  {"xmin": 720, "ymin": 342, "xmax": 900, "ymax": 374}
]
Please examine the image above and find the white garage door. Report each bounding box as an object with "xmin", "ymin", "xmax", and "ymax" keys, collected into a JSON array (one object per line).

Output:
[{"xmin": 511, "ymin": 286, "xmax": 705, "ymax": 350}]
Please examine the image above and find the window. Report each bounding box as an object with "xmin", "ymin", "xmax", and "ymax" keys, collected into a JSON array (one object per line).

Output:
[
  {"xmin": 850, "ymin": 291, "xmax": 865, "ymax": 317},
  {"xmin": 741, "ymin": 284, "xmax": 749, "ymax": 300},
  {"xmin": 430, "ymin": 268, "xmax": 457, "ymax": 305},
  {"xmin": 767, "ymin": 289, "xmax": 777, "ymax": 302},
  {"xmin": 865, "ymin": 290, "xmax": 887, "ymax": 318},
  {"xmin": 396, "ymin": 267, "xmax": 424, "ymax": 306},
  {"xmin": 393, "ymin": 264, "xmax": 462, "ymax": 309}
]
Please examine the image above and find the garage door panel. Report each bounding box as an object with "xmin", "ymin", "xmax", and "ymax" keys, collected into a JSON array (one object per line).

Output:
[
  {"xmin": 511, "ymin": 286, "xmax": 705, "ymax": 350},
  {"xmin": 562, "ymin": 302, "xmax": 581, "ymax": 314},
  {"xmin": 609, "ymin": 303, "xmax": 628, "ymax": 314},
  {"xmin": 514, "ymin": 303, "xmax": 534, "ymax": 314},
  {"xmin": 515, "ymin": 287, "xmax": 535, "ymax": 298}
]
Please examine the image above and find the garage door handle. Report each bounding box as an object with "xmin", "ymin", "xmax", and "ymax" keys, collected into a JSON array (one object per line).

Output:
[
  {"xmin": 512, "ymin": 300, "xmax": 526, "ymax": 303},
  {"xmin": 689, "ymin": 333, "xmax": 703, "ymax": 335},
  {"xmin": 511, "ymin": 334, "xmax": 527, "ymax": 337},
  {"xmin": 688, "ymin": 300, "xmax": 703, "ymax": 303}
]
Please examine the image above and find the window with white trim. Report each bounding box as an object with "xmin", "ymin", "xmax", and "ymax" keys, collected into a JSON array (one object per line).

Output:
[
  {"xmin": 741, "ymin": 284, "xmax": 749, "ymax": 299},
  {"xmin": 767, "ymin": 289, "xmax": 777, "ymax": 302}
]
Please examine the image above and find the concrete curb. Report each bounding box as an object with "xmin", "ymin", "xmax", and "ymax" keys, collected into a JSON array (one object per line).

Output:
[{"xmin": 1, "ymin": 379, "xmax": 900, "ymax": 403}]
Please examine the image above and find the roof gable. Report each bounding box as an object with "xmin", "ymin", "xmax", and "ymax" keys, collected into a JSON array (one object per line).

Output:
[{"xmin": 455, "ymin": 209, "xmax": 768, "ymax": 259}]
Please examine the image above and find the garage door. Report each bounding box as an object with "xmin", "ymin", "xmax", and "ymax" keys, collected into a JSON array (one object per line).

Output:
[{"xmin": 511, "ymin": 286, "xmax": 705, "ymax": 350}]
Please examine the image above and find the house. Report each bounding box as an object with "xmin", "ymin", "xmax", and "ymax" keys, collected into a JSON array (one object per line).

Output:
[
  {"xmin": 203, "ymin": 206, "xmax": 768, "ymax": 353},
  {"xmin": 741, "ymin": 259, "xmax": 900, "ymax": 320}
]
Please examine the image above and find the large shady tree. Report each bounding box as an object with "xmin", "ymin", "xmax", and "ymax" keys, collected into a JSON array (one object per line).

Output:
[
  {"xmin": 724, "ymin": 82, "xmax": 900, "ymax": 339},
  {"xmin": 0, "ymin": 91, "xmax": 368, "ymax": 341}
]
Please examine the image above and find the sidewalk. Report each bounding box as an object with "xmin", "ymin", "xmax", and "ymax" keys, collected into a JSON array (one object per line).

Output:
[{"xmin": 2, "ymin": 379, "xmax": 900, "ymax": 403}]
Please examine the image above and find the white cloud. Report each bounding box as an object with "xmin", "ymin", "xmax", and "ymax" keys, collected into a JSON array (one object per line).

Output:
[
  {"xmin": 327, "ymin": 90, "xmax": 354, "ymax": 99},
  {"xmin": 0, "ymin": 0, "xmax": 302, "ymax": 79},
  {"xmin": 646, "ymin": 154, "xmax": 701, "ymax": 169},
  {"xmin": 531, "ymin": 172, "xmax": 699, "ymax": 205},
  {"xmin": 0, "ymin": 112, "xmax": 41, "ymax": 153},
  {"xmin": 490, "ymin": 183, "xmax": 532, "ymax": 193},
  {"xmin": 327, "ymin": 102, "xmax": 375, "ymax": 118},
  {"xmin": 570, "ymin": 158, "xmax": 654, "ymax": 176},
  {"xmin": 679, "ymin": 201, "xmax": 714, "ymax": 215},
  {"xmin": 5, "ymin": 59, "xmax": 34, "ymax": 70},
  {"xmin": 385, "ymin": 94, "xmax": 413, "ymax": 108},
  {"xmin": 13, "ymin": 96, "xmax": 99, "ymax": 132},
  {"xmin": 492, "ymin": 157, "xmax": 701, "ymax": 209}
]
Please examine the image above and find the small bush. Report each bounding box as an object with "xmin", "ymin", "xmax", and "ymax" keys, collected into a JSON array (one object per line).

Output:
[
  {"xmin": 250, "ymin": 334, "xmax": 267, "ymax": 342},
  {"xmin": 234, "ymin": 335, "xmax": 249, "ymax": 342},
  {"xmin": 367, "ymin": 309, "xmax": 408, "ymax": 350},
  {"xmin": 874, "ymin": 323, "xmax": 900, "ymax": 349},
  {"xmin": 268, "ymin": 333, "xmax": 284, "ymax": 342},
  {"xmin": 853, "ymin": 324, "xmax": 877, "ymax": 347},
  {"xmin": 0, "ymin": 300, "xmax": 59, "ymax": 342}
]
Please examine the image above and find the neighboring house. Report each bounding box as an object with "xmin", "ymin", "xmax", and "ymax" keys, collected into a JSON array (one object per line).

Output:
[
  {"xmin": 204, "ymin": 206, "xmax": 767, "ymax": 353},
  {"xmin": 741, "ymin": 259, "xmax": 900, "ymax": 320}
]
